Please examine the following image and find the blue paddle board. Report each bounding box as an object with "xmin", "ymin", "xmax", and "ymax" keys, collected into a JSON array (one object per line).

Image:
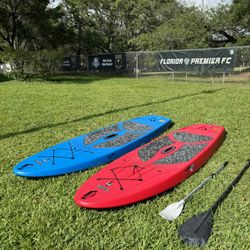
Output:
[{"xmin": 13, "ymin": 115, "xmax": 172, "ymax": 177}]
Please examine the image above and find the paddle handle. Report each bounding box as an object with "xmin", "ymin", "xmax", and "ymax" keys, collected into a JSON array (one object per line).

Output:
[
  {"xmin": 211, "ymin": 159, "xmax": 250, "ymax": 213},
  {"xmin": 183, "ymin": 161, "xmax": 229, "ymax": 202}
]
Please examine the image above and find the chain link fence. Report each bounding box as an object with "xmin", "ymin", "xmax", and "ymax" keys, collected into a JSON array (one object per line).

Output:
[
  {"xmin": 127, "ymin": 46, "xmax": 250, "ymax": 82},
  {"xmin": 87, "ymin": 46, "xmax": 250, "ymax": 83},
  {"xmin": 1, "ymin": 46, "xmax": 250, "ymax": 82}
]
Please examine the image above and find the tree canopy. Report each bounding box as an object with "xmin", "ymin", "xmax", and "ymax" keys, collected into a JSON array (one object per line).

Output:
[{"xmin": 0, "ymin": 0, "xmax": 249, "ymax": 54}]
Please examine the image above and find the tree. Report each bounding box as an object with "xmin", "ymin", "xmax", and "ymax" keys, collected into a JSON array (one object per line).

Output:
[
  {"xmin": 0, "ymin": 0, "xmax": 71, "ymax": 51},
  {"xmin": 132, "ymin": 5, "xmax": 211, "ymax": 50},
  {"xmin": 1, "ymin": 0, "xmax": 248, "ymax": 57},
  {"xmin": 232, "ymin": 0, "xmax": 250, "ymax": 29},
  {"xmin": 63, "ymin": 0, "xmax": 180, "ymax": 54},
  {"xmin": 230, "ymin": 0, "xmax": 250, "ymax": 45},
  {"xmin": 204, "ymin": 4, "xmax": 238, "ymax": 47},
  {"xmin": 204, "ymin": 1, "xmax": 250, "ymax": 47}
]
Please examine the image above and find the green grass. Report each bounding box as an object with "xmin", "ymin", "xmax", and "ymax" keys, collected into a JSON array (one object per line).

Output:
[{"xmin": 0, "ymin": 75, "xmax": 249, "ymax": 249}]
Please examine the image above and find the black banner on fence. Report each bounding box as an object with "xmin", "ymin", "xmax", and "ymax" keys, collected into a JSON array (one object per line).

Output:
[
  {"xmin": 88, "ymin": 53, "xmax": 126, "ymax": 71},
  {"xmin": 62, "ymin": 56, "xmax": 80, "ymax": 71},
  {"xmin": 157, "ymin": 48, "xmax": 235, "ymax": 74}
]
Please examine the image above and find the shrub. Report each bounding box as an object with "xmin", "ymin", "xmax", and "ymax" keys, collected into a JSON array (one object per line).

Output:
[{"xmin": 0, "ymin": 49, "xmax": 64, "ymax": 80}]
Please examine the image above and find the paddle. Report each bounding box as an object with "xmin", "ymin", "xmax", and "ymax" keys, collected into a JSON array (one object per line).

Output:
[
  {"xmin": 178, "ymin": 159, "xmax": 250, "ymax": 247},
  {"xmin": 159, "ymin": 161, "xmax": 229, "ymax": 221}
]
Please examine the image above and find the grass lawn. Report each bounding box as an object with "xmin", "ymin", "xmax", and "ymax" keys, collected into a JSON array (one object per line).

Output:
[{"xmin": 0, "ymin": 75, "xmax": 249, "ymax": 249}]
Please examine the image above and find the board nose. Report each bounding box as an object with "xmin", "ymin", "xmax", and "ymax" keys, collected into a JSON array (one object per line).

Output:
[
  {"xmin": 80, "ymin": 190, "xmax": 98, "ymax": 200},
  {"xmin": 13, "ymin": 162, "xmax": 35, "ymax": 177},
  {"xmin": 16, "ymin": 163, "xmax": 34, "ymax": 170}
]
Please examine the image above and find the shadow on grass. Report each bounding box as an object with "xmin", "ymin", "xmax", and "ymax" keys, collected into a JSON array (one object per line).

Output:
[
  {"xmin": 46, "ymin": 75, "xmax": 109, "ymax": 85},
  {"xmin": 0, "ymin": 88, "xmax": 223, "ymax": 141},
  {"xmin": 0, "ymin": 74, "xmax": 107, "ymax": 84}
]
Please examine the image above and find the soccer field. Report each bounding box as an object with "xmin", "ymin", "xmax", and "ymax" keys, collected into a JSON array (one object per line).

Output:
[{"xmin": 0, "ymin": 75, "xmax": 249, "ymax": 249}]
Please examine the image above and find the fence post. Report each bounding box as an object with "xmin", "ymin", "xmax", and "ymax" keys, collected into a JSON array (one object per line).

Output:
[
  {"xmin": 135, "ymin": 52, "xmax": 139, "ymax": 79},
  {"xmin": 210, "ymin": 73, "xmax": 214, "ymax": 83},
  {"xmin": 172, "ymin": 72, "xmax": 175, "ymax": 82},
  {"xmin": 222, "ymin": 73, "xmax": 225, "ymax": 84}
]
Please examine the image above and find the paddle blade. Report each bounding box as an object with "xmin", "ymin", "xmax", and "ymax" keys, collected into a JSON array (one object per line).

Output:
[
  {"xmin": 178, "ymin": 211, "xmax": 213, "ymax": 247},
  {"xmin": 159, "ymin": 200, "xmax": 185, "ymax": 221}
]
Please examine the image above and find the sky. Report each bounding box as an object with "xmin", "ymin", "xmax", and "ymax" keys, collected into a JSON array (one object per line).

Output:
[
  {"xmin": 49, "ymin": 0, "xmax": 232, "ymax": 9},
  {"xmin": 183, "ymin": 0, "xmax": 232, "ymax": 8},
  {"xmin": 48, "ymin": 0, "xmax": 61, "ymax": 8}
]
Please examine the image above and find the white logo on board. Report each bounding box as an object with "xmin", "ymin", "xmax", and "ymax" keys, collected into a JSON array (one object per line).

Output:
[
  {"xmin": 184, "ymin": 58, "xmax": 190, "ymax": 65},
  {"xmin": 92, "ymin": 57, "xmax": 100, "ymax": 68},
  {"xmin": 115, "ymin": 54, "xmax": 123, "ymax": 69}
]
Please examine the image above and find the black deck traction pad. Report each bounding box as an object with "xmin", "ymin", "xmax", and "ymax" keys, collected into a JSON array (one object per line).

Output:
[
  {"xmin": 122, "ymin": 121, "xmax": 152, "ymax": 131},
  {"xmin": 94, "ymin": 132, "xmax": 145, "ymax": 148},
  {"xmin": 138, "ymin": 136, "xmax": 174, "ymax": 162},
  {"xmin": 84, "ymin": 125, "xmax": 120, "ymax": 145},
  {"xmin": 173, "ymin": 132, "xmax": 212, "ymax": 143},
  {"xmin": 154, "ymin": 143, "xmax": 208, "ymax": 164}
]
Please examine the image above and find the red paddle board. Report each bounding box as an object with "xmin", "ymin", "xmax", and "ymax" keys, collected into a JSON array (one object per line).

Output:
[{"xmin": 74, "ymin": 124, "xmax": 225, "ymax": 209}]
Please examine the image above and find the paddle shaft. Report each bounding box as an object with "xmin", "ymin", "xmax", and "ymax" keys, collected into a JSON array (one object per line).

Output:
[
  {"xmin": 183, "ymin": 161, "xmax": 229, "ymax": 202},
  {"xmin": 211, "ymin": 160, "xmax": 250, "ymax": 213}
]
